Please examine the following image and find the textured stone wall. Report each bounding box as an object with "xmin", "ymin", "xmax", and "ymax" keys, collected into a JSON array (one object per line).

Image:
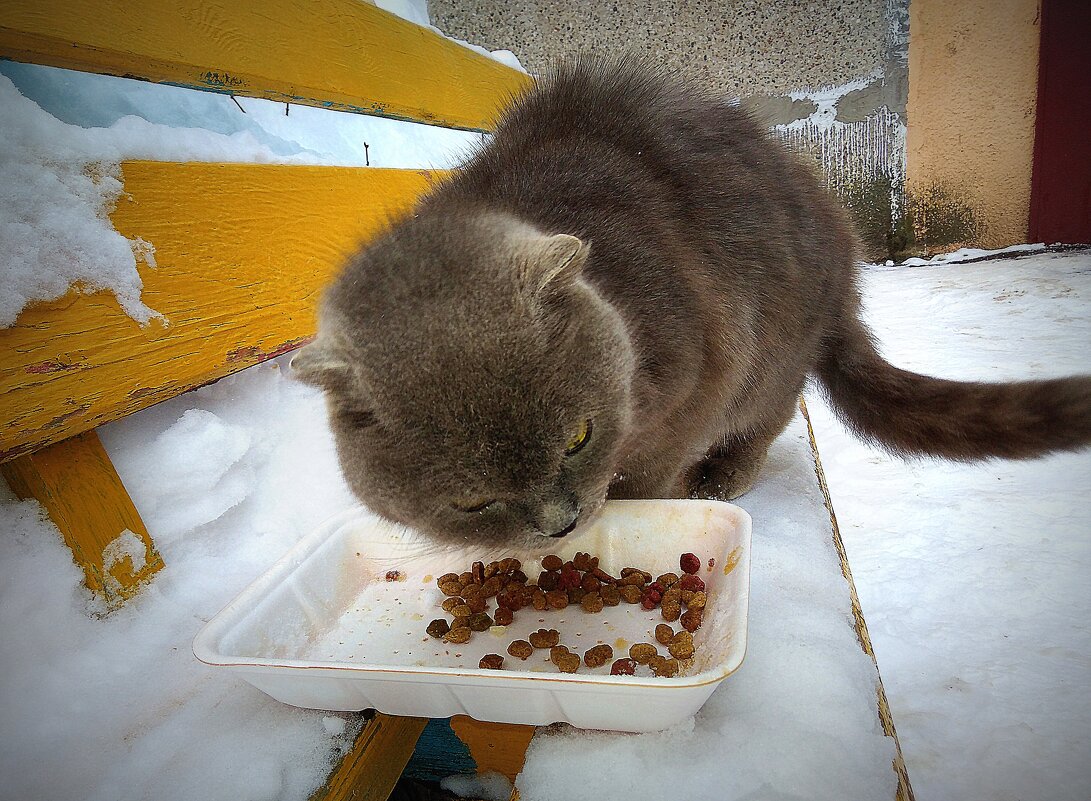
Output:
[{"xmin": 431, "ymin": 0, "xmax": 911, "ymax": 260}]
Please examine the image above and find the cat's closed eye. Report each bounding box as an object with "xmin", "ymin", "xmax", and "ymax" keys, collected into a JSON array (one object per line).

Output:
[
  {"xmin": 565, "ymin": 418, "xmax": 593, "ymax": 455},
  {"xmin": 452, "ymin": 497, "xmax": 495, "ymax": 513}
]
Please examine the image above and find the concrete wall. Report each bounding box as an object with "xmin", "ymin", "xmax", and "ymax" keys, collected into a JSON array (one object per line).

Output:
[
  {"xmin": 431, "ymin": 0, "xmax": 911, "ymax": 260},
  {"xmin": 906, "ymin": 0, "xmax": 1041, "ymax": 251}
]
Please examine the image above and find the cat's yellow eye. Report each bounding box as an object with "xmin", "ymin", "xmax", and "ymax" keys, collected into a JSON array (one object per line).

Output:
[
  {"xmin": 564, "ymin": 418, "xmax": 593, "ymax": 456},
  {"xmin": 452, "ymin": 497, "xmax": 494, "ymax": 513}
]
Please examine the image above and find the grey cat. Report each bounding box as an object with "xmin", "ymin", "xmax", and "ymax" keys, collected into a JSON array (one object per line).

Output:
[{"xmin": 293, "ymin": 58, "xmax": 1091, "ymax": 547}]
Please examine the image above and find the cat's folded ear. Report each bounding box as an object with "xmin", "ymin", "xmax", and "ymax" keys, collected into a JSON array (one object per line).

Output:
[
  {"xmin": 290, "ymin": 341, "xmax": 352, "ymax": 392},
  {"xmin": 523, "ymin": 233, "xmax": 590, "ymax": 294}
]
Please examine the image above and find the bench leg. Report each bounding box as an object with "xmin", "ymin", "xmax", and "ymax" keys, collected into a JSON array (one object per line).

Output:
[
  {"xmin": 311, "ymin": 713, "xmax": 428, "ymax": 801},
  {"xmin": 1, "ymin": 429, "xmax": 163, "ymax": 609}
]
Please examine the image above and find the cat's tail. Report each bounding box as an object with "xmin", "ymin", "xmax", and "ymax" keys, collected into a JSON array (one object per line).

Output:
[{"xmin": 815, "ymin": 318, "xmax": 1091, "ymax": 460}]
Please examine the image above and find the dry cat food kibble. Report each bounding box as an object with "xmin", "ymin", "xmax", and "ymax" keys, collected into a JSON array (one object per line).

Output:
[
  {"xmin": 479, "ymin": 653, "xmax": 504, "ymax": 670},
  {"xmin": 428, "ymin": 550, "xmax": 710, "ymax": 676},
  {"xmin": 583, "ymin": 644, "xmax": 614, "ymax": 668},
  {"xmin": 507, "ymin": 639, "xmax": 534, "ymax": 660},
  {"xmin": 528, "ymin": 628, "xmax": 561, "ymax": 648}
]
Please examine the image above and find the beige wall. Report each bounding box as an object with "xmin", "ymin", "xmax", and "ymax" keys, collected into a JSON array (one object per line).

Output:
[{"xmin": 906, "ymin": 0, "xmax": 1040, "ymax": 251}]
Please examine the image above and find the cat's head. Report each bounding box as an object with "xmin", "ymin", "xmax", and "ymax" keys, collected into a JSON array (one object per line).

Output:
[{"xmin": 293, "ymin": 211, "xmax": 635, "ymax": 549}]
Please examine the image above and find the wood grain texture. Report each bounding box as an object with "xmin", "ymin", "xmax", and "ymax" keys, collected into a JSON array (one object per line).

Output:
[
  {"xmin": 448, "ymin": 717, "xmax": 536, "ymax": 782},
  {"xmin": 0, "ymin": 162, "xmax": 443, "ymax": 463},
  {"xmin": 0, "ymin": 0, "xmax": 531, "ymax": 131},
  {"xmin": 312, "ymin": 713, "xmax": 427, "ymax": 801},
  {"xmin": 1, "ymin": 429, "xmax": 163, "ymax": 606}
]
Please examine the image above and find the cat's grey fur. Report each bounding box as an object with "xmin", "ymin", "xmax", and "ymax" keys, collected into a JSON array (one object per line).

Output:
[{"xmin": 293, "ymin": 58, "xmax": 1091, "ymax": 547}]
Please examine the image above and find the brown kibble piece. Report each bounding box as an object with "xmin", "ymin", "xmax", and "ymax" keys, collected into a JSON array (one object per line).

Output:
[
  {"xmin": 507, "ymin": 639, "xmax": 534, "ymax": 660},
  {"xmin": 567, "ymin": 587, "xmax": 585, "ymax": 604},
  {"xmin": 437, "ymin": 573, "xmax": 459, "ymax": 585},
  {"xmin": 439, "ymin": 581, "xmax": 463, "ymax": 597},
  {"xmin": 668, "ymin": 631, "xmax": 695, "ymax": 659},
  {"xmin": 686, "ymin": 591, "xmax": 707, "ymax": 610},
  {"xmin": 450, "ymin": 603, "xmax": 472, "ymax": 618},
  {"xmin": 458, "ymin": 571, "xmax": 473, "ymax": 586},
  {"xmin": 556, "ymin": 652, "xmax": 581, "ymax": 673},
  {"xmin": 549, "ymin": 645, "xmax": 570, "ymax": 665},
  {"xmin": 479, "ymin": 653, "xmax": 504, "ymax": 670},
  {"xmin": 468, "ymin": 612, "xmax": 493, "ymax": 632},
  {"xmin": 537, "ymin": 570, "xmax": 560, "ymax": 591},
  {"xmin": 681, "ymin": 607, "xmax": 704, "ymax": 633},
  {"xmin": 619, "ymin": 585, "xmax": 642, "ymax": 604},
  {"xmin": 546, "ymin": 590, "xmax": 569, "ymax": 609},
  {"xmin": 452, "ymin": 615, "xmax": 470, "ymax": 630},
  {"xmin": 471, "ymin": 561, "xmax": 485, "ymax": 583},
  {"xmin": 580, "ymin": 592, "xmax": 604, "ymax": 613},
  {"xmin": 601, "ymin": 585, "xmax": 621, "ymax": 606},
  {"xmin": 591, "ymin": 567, "xmax": 616, "ymax": 584},
  {"xmin": 581, "ymin": 574, "xmax": 601, "ymax": 592},
  {"xmin": 650, "ymin": 656, "xmax": 680, "ymax": 677},
  {"xmin": 484, "ymin": 561, "xmax": 499, "ymax": 579},
  {"xmin": 498, "ymin": 557, "xmax": 521, "ymax": 574},
  {"xmin": 426, "ymin": 619, "xmax": 451, "ymax": 639},
  {"xmin": 481, "ymin": 576, "xmax": 502, "ymax": 597},
  {"xmin": 629, "ymin": 643, "xmax": 658, "ymax": 664},
  {"xmin": 494, "ymin": 606, "xmax": 514, "ymax": 626},
  {"xmin": 532, "ymin": 590, "xmax": 548, "ymax": 611},
  {"xmin": 529, "ymin": 628, "xmax": 561, "ymax": 648},
  {"xmin": 610, "ymin": 658, "xmax": 636, "ymax": 675},
  {"xmin": 444, "ymin": 627, "xmax": 472, "ymax": 644},
  {"xmin": 441, "ymin": 597, "xmax": 462, "ymax": 613},
  {"xmin": 572, "ymin": 552, "xmax": 592, "ymax": 571},
  {"xmin": 467, "ymin": 595, "xmax": 488, "ymax": 614},
  {"xmin": 661, "ymin": 599, "xmax": 681, "ymax": 622},
  {"xmin": 541, "ymin": 554, "xmax": 563, "ymax": 571},
  {"xmin": 656, "ymin": 572, "xmax": 680, "ymax": 588},
  {"xmin": 655, "ymin": 623, "xmax": 674, "ymax": 645},
  {"xmin": 618, "ymin": 572, "xmax": 646, "ymax": 587},
  {"xmin": 583, "ymin": 644, "xmax": 614, "ymax": 668}
]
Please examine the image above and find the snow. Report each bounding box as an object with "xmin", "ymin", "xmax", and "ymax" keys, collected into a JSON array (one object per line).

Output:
[
  {"xmin": 440, "ymin": 771, "xmax": 514, "ymax": 801},
  {"xmin": 2, "ymin": 15, "xmax": 1089, "ymax": 798},
  {"xmin": 0, "ymin": 62, "xmax": 480, "ymax": 329},
  {"xmin": 898, "ymin": 242, "xmax": 1047, "ymax": 265},
  {"xmin": 805, "ymin": 250, "xmax": 1091, "ymax": 801}
]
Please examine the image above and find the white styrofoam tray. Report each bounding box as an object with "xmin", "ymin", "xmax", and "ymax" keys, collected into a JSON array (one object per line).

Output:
[{"xmin": 193, "ymin": 499, "xmax": 751, "ymax": 732}]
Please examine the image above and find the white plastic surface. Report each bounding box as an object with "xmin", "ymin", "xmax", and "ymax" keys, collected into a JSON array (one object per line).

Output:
[{"xmin": 193, "ymin": 499, "xmax": 751, "ymax": 733}]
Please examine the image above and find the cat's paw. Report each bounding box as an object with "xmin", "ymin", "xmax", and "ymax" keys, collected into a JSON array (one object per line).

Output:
[{"xmin": 687, "ymin": 455, "xmax": 762, "ymax": 501}]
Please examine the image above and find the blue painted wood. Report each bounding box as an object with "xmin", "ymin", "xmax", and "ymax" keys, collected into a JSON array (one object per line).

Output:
[{"xmin": 400, "ymin": 718, "xmax": 478, "ymax": 782}]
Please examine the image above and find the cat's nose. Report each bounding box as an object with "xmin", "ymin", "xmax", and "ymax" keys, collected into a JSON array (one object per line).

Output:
[{"xmin": 537, "ymin": 495, "xmax": 580, "ymax": 538}]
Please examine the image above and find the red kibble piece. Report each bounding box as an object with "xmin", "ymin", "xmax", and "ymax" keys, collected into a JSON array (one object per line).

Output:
[
  {"xmin": 648, "ymin": 581, "xmax": 664, "ymax": 594},
  {"xmin": 640, "ymin": 588, "xmax": 662, "ymax": 610},
  {"xmin": 678, "ymin": 574, "xmax": 705, "ymax": 593},
  {"xmin": 610, "ymin": 658, "xmax": 637, "ymax": 676},
  {"xmin": 558, "ymin": 567, "xmax": 582, "ymax": 590},
  {"xmin": 680, "ymin": 553, "xmax": 701, "ymax": 575}
]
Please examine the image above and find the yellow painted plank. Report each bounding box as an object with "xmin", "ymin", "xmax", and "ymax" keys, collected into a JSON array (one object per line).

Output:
[
  {"xmin": 449, "ymin": 716, "xmax": 536, "ymax": 782},
  {"xmin": 0, "ymin": 162, "xmax": 444, "ymax": 463},
  {"xmin": 312, "ymin": 713, "xmax": 427, "ymax": 801},
  {"xmin": 0, "ymin": 0, "xmax": 531, "ymax": 132},
  {"xmin": 1, "ymin": 429, "xmax": 163, "ymax": 607}
]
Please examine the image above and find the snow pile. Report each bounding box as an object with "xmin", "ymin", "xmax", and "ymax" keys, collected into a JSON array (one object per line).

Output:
[
  {"xmin": 0, "ymin": 62, "xmax": 482, "ymax": 328},
  {"xmin": 517, "ymin": 414, "xmax": 898, "ymax": 801},
  {"xmin": 0, "ymin": 362, "xmax": 362, "ymax": 801},
  {"xmin": 806, "ymin": 250, "xmax": 1091, "ymax": 801},
  {"xmin": 898, "ymin": 242, "xmax": 1046, "ymax": 266}
]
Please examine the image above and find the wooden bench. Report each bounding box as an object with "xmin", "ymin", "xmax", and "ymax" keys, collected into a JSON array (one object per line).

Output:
[{"xmin": 0, "ymin": 1, "xmax": 532, "ymax": 796}]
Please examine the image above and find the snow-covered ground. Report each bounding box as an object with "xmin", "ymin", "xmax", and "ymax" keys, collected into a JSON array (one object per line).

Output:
[{"xmin": 806, "ymin": 250, "xmax": 1091, "ymax": 801}]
